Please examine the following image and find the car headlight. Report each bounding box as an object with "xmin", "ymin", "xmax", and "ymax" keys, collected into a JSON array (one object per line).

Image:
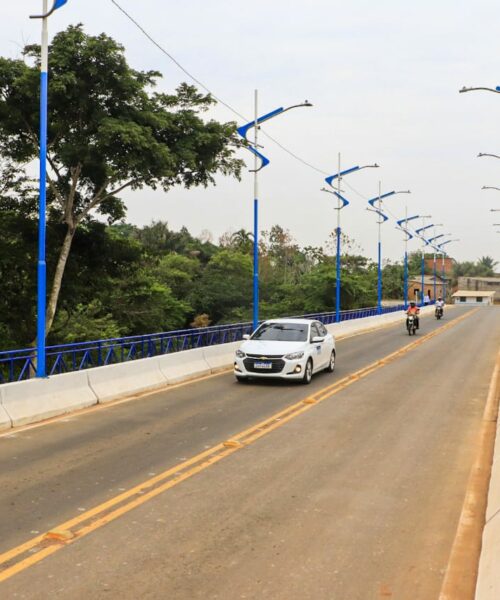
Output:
[
  {"xmin": 235, "ymin": 349, "xmax": 246, "ymax": 358},
  {"xmin": 284, "ymin": 351, "xmax": 304, "ymax": 360}
]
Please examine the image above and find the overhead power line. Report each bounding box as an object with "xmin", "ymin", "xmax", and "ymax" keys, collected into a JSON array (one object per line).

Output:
[
  {"xmin": 109, "ymin": 0, "xmax": 330, "ymax": 175},
  {"xmin": 110, "ymin": 0, "xmax": 426, "ymax": 231}
]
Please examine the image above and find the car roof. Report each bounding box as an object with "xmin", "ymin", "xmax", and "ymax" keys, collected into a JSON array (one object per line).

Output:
[{"xmin": 262, "ymin": 318, "xmax": 316, "ymax": 326}]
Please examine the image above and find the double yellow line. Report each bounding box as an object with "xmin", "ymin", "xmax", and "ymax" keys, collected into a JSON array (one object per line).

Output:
[{"xmin": 0, "ymin": 309, "xmax": 476, "ymax": 584}]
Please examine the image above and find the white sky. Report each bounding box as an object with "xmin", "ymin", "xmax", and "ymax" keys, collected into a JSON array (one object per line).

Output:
[{"xmin": 2, "ymin": 1, "xmax": 500, "ymax": 264}]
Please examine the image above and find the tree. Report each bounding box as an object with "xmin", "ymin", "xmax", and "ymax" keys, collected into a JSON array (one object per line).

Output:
[
  {"xmin": 0, "ymin": 25, "xmax": 242, "ymax": 340},
  {"xmin": 476, "ymin": 256, "xmax": 498, "ymax": 276},
  {"xmin": 191, "ymin": 250, "xmax": 252, "ymax": 322}
]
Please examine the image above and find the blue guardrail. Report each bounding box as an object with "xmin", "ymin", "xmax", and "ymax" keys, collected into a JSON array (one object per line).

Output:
[{"xmin": 0, "ymin": 305, "xmax": 407, "ymax": 384}]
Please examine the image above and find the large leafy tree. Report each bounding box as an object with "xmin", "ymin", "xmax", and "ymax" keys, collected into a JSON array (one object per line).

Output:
[{"xmin": 0, "ymin": 25, "xmax": 242, "ymax": 339}]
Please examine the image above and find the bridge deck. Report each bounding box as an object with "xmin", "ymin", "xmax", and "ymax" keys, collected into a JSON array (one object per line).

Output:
[{"xmin": 1, "ymin": 306, "xmax": 498, "ymax": 599}]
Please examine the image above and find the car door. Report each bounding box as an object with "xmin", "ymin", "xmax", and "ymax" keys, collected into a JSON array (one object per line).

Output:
[
  {"xmin": 310, "ymin": 322, "xmax": 326, "ymax": 370},
  {"xmin": 317, "ymin": 322, "xmax": 333, "ymax": 361}
]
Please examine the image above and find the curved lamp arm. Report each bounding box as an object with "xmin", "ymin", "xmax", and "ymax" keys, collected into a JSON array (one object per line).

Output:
[
  {"xmin": 237, "ymin": 101, "xmax": 312, "ymax": 172},
  {"xmin": 366, "ymin": 207, "xmax": 389, "ymax": 224},
  {"xmin": 459, "ymin": 86, "xmax": 500, "ymax": 94},
  {"xmin": 368, "ymin": 190, "xmax": 411, "ymax": 210},
  {"xmin": 325, "ymin": 163, "xmax": 379, "ymax": 186},
  {"xmin": 30, "ymin": 0, "xmax": 68, "ymax": 18},
  {"xmin": 415, "ymin": 223, "xmax": 434, "ymax": 235},
  {"xmin": 397, "ymin": 214, "xmax": 420, "ymax": 227},
  {"xmin": 396, "ymin": 226, "xmax": 413, "ymax": 241}
]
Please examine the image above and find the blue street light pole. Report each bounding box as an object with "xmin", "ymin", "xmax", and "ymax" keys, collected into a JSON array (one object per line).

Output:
[
  {"xmin": 324, "ymin": 157, "xmax": 379, "ymax": 322},
  {"xmin": 30, "ymin": 0, "xmax": 68, "ymax": 378},
  {"xmin": 427, "ymin": 224, "xmax": 443, "ymax": 302},
  {"xmin": 437, "ymin": 239, "xmax": 459, "ymax": 299},
  {"xmin": 237, "ymin": 94, "xmax": 312, "ymax": 331},
  {"xmin": 415, "ymin": 218, "xmax": 433, "ymax": 306},
  {"xmin": 367, "ymin": 187, "xmax": 410, "ymax": 314},
  {"xmin": 429, "ymin": 231, "xmax": 449, "ymax": 300},
  {"xmin": 397, "ymin": 214, "xmax": 420, "ymax": 309}
]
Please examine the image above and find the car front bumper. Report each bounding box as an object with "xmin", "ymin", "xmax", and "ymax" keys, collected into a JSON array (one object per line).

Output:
[{"xmin": 233, "ymin": 355, "xmax": 307, "ymax": 380}]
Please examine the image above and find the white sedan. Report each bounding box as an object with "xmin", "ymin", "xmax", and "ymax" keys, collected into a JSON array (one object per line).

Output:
[{"xmin": 234, "ymin": 318, "xmax": 336, "ymax": 384}]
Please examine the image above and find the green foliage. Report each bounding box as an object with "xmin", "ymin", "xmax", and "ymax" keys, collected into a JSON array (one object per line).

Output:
[
  {"xmin": 0, "ymin": 25, "xmax": 242, "ymax": 339},
  {"xmin": 381, "ymin": 262, "xmax": 404, "ymax": 299},
  {"xmin": 453, "ymin": 256, "xmax": 498, "ymax": 278},
  {"xmin": 191, "ymin": 250, "xmax": 253, "ymax": 323}
]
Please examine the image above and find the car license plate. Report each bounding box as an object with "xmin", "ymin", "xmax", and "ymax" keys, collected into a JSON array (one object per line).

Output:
[{"xmin": 254, "ymin": 361, "xmax": 272, "ymax": 370}]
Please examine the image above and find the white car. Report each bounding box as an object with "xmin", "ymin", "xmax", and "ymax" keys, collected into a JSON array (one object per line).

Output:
[{"xmin": 234, "ymin": 318, "xmax": 336, "ymax": 384}]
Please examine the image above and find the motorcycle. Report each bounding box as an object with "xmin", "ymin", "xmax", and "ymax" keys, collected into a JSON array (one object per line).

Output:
[
  {"xmin": 435, "ymin": 305, "xmax": 443, "ymax": 320},
  {"xmin": 406, "ymin": 314, "xmax": 417, "ymax": 336}
]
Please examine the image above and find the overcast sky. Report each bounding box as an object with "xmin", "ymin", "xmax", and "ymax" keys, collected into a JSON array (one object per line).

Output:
[{"xmin": 2, "ymin": 1, "xmax": 500, "ymax": 264}]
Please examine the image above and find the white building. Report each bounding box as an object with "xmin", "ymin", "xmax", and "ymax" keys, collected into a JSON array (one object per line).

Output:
[{"xmin": 451, "ymin": 290, "xmax": 496, "ymax": 306}]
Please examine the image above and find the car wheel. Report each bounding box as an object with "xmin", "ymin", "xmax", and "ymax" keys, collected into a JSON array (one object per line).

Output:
[
  {"xmin": 302, "ymin": 359, "xmax": 313, "ymax": 384},
  {"xmin": 325, "ymin": 350, "xmax": 336, "ymax": 373}
]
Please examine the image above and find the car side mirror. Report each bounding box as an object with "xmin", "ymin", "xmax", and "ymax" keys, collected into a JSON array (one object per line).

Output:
[
  {"xmin": 311, "ymin": 336, "xmax": 325, "ymax": 343},
  {"xmin": 242, "ymin": 334, "xmax": 251, "ymax": 340}
]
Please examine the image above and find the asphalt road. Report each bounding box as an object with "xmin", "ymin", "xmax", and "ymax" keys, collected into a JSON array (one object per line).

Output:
[{"xmin": 0, "ymin": 306, "xmax": 499, "ymax": 599}]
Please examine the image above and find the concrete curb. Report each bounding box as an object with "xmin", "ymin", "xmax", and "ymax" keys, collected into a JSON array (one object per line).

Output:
[{"xmin": 474, "ymin": 352, "xmax": 500, "ymax": 599}]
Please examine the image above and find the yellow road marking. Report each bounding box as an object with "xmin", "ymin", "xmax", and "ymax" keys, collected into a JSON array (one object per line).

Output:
[
  {"xmin": 0, "ymin": 307, "xmax": 449, "ymax": 439},
  {"xmin": 0, "ymin": 308, "xmax": 476, "ymax": 584}
]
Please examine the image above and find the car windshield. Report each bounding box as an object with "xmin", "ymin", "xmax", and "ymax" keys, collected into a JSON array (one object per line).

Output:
[{"xmin": 252, "ymin": 322, "xmax": 308, "ymax": 342}]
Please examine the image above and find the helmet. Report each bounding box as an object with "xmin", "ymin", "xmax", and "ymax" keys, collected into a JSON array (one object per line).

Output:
[
  {"xmin": 410, "ymin": 301, "xmax": 416, "ymax": 307},
  {"xmin": 438, "ymin": 297, "xmax": 442, "ymax": 301}
]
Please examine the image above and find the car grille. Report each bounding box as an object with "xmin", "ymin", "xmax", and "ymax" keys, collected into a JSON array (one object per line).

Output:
[
  {"xmin": 245, "ymin": 353, "xmax": 283, "ymax": 359},
  {"xmin": 243, "ymin": 357, "xmax": 285, "ymax": 374}
]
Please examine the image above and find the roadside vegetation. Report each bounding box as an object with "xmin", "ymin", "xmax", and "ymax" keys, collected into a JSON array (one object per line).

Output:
[{"xmin": 0, "ymin": 26, "xmax": 497, "ymax": 351}]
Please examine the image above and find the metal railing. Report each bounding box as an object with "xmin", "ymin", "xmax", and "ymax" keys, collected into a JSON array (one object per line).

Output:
[{"xmin": 0, "ymin": 304, "xmax": 407, "ymax": 384}]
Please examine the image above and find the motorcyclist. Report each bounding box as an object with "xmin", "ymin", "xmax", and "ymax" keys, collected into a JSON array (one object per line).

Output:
[
  {"xmin": 435, "ymin": 296, "xmax": 445, "ymax": 318},
  {"xmin": 406, "ymin": 301, "xmax": 420, "ymax": 329}
]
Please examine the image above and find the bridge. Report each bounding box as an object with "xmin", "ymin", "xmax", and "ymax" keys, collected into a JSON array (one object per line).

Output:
[{"xmin": 0, "ymin": 305, "xmax": 498, "ymax": 599}]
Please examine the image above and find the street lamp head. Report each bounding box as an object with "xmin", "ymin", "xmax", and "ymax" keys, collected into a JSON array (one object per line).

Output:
[
  {"xmin": 283, "ymin": 101, "xmax": 314, "ymax": 113},
  {"xmin": 477, "ymin": 153, "xmax": 500, "ymax": 159},
  {"xmin": 395, "ymin": 190, "xmax": 411, "ymax": 194},
  {"xmin": 459, "ymin": 86, "xmax": 500, "ymax": 94}
]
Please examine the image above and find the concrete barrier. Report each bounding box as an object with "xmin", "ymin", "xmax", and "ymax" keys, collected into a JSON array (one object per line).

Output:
[
  {"xmin": 0, "ymin": 395, "xmax": 12, "ymax": 431},
  {"xmin": 0, "ymin": 306, "xmax": 450, "ymax": 430},
  {"xmin": 203, "ymin": 342, "xmax": 241, "ymax": 373},
  {"xmin": 88, "ymin": 357, "xmax": 167, "ymax": 404},
  {"xmin": 1, "ymin": 371, "xmax": 97, "ymax": 427},
  {"xmin": 159, "ymin": 347, "xmax": 211, "ymax": 384},
  {"xmin": 326, "ymin": 305, "xmax": 437, "ymax": 339}
]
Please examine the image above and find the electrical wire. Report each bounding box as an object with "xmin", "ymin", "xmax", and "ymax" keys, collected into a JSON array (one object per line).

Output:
[
  {"xmin": 109, "ymin": 0, "xmax": 442, "ymax": 241},
  {"xmin": 109, "ymin": 0, "xmax": 330, "ymax": 176}
]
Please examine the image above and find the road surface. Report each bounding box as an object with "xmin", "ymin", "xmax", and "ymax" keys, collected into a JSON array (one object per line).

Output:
[{"xmin": 0, "ymin": 306, "xmax": 499, "ymax": 599}]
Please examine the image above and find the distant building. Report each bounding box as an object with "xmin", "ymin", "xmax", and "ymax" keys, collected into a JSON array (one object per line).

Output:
[
  {"xmin": 425, "ymin": 256, "xmax": 454, "ymax": 275},
  {"xmin": 452, "ymin": 290, "xmax": 495, "ymax": 306},
  {"xmin": 408, "ymin": 275, "xmax": 446, "ymax": 303},
  {"xmin": 457, "ymin": 277, "xmax": 500, "ymax": 302}
]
